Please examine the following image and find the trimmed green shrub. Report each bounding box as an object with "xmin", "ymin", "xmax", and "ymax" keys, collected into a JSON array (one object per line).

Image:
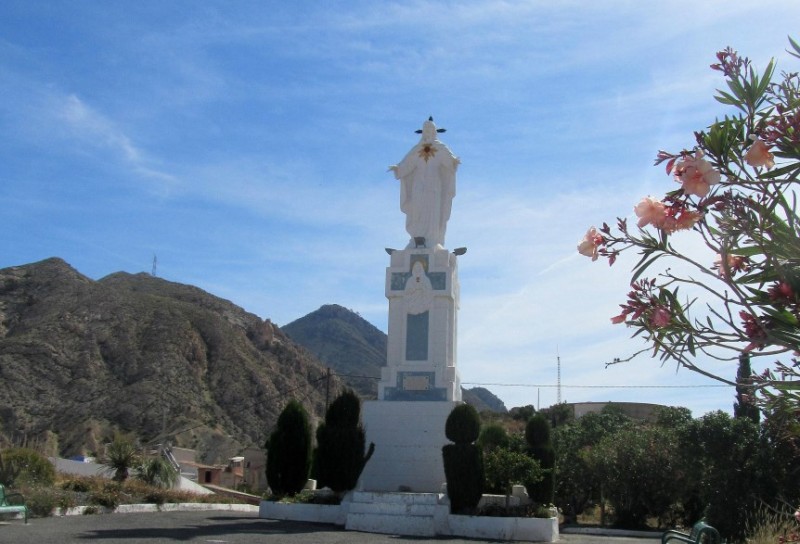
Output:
[
  {"xmin": 478, "ymin": 423, "xmax": 509, "ymax": 452},
  {"xmin": 442, "ymin": 404, "xmax": 484, "ymax": 514},
  {"xmin": 266, "ymin": 399, "xmax": 312, "ymax": 497},
  {"xmin": 525, "ymin": 414, "xmax": 555, "ymax": 504},
  {"xmin": 314, "ymin": 390, "xmax": 374, "ymax": 493},
  {"xmin": 445, "ymin": 404, "xmax": 481, "ymax": 444},
  {"xmin": 0, "ymin": 447, "xmax": 56, "ymax": 487}
]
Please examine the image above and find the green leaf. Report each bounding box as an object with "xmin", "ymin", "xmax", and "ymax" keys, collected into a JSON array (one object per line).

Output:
[
  {"xmin": 755, "ymin": 58, "xmax": 776, "ymax": 98},
  {"xmin": 686, "ymin": 336, "xmax": 696, "ymax": 356},
  {"xmin": 788, "ymin": 36, "xmax": 800, "ymax": 59},
  {"xmin": 729, "ymin": 246, "xmax": 764, "ymax": 257},
  {"xmin": 726, "ymin": 76, "xmax": 748, "ymax": 102},
  {"xmin": 632, "ymin": 254, "xmax": 664, "ymax": 283},
  {"xmin": 758, "ymin": 162, "xmax": 800, "ymax": 180},
  {"xmin": 714, "ymin": 91, "xmax": 740, "ymax": 106},
  {"xmin": 772, "ymin": 380, "xmax": 800, "ymax": 391}
]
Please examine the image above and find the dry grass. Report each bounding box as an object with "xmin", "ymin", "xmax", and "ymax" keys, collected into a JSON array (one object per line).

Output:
[
  {"xmin": 745, "ymin": 505, "xmax": 799, "ymax": 544},
  {"xmin": 17, "ymin": 474, "xmax": 245, "ymax": 518}
]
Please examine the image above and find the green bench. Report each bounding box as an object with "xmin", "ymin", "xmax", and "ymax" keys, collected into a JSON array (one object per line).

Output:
[
  {"xmin": 662, "ymin": 521, "xmax": 721, "ymax": 544},
  {"xmin": 0, "ymin": 484, "xmax": 28, "ymax": 524}
]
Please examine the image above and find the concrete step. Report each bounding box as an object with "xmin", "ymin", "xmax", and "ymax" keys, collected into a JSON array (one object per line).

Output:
[
  {"xmin": 344, "ymin": 491, "xmax": 446, "ymax": 537},
  {"xmin": 347, "ymin": 501, "xmax": 439, "ymax": 517},
  {"xmin": 349, "ymin": 491, "xmax": 441, "ymax": 505},
  {"xmin": 346, "ymin": 511, "xmax": 437, "ymax": 537}
]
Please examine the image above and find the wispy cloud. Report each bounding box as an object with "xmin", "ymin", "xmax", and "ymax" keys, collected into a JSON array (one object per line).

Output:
[
  {"xmin": 54, "ymin": 94, "xmax": 179, "ymax": 187},
  {"xmin": 3, "ymin": 1, "xmax": 798, "ymax": 416}
]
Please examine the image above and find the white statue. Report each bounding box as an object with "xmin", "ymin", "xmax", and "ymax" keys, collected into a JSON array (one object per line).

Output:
[{"xmin": 389, "ymin": 118, "xmax": 460, "ymax": 249}]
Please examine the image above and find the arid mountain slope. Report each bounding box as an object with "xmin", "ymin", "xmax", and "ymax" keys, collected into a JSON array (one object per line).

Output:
[{"xmin": 0, "ymin": 258, "xmax": 337, "ymax": 461}]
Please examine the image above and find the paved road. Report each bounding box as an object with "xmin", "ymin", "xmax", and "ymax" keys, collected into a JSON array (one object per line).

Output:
[{"xmin": 0, "ymin": 511, "xmax": 659, "ymax": 544}]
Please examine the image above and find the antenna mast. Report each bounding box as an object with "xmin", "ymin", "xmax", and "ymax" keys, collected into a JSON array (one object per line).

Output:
[
  {"xmin": 557, "ymin": 347, "xmax": 562, "ymax": 404},
  {"xmin": 152, "ymin": 254, "xmax": 157, "ymax": 277}
]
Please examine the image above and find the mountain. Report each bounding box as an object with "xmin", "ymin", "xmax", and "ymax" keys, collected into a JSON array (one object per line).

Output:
[
  {"xmin": 281, "ymin": 304, "xmax": 507, "ymax": 413},
  {"xmin": 0, "ymin": 258, "xmax": 339, "ymax": 462},
  {"xmin": 462, "ymin": 387, "xmax": 508, "ymax": 414},
  {"xmin": 282, "ymin": 304, "xmax": 384, "ymax": 399}
]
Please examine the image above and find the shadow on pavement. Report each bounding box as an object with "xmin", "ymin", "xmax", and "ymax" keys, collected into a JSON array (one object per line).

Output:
[{"xmin": 76, "ymin": 518, "xmax": 344, "ymax": 541}]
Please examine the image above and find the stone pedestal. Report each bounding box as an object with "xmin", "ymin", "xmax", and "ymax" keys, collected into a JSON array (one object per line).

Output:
[
  {"xmin": 358, "ymin": 245, "xmax": 463, "ymax": 493},
  {"xmin": 359, "ymin": 400, "xmax": 459, "ymax": 492},
  {"xmin": 379, "ymin": 246, "xmax": 461, "ymax": 402}
]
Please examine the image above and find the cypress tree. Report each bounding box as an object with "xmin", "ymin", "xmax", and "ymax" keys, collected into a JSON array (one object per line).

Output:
[
  {"xmin": 525, "ymin": 414, "xmax": 555, "ymax": 504},
  {"xmin": 733, "ymin": 352, "xmax": 760, "ymax": 424},
  {"xmin": 266, "ymin": 399, "xmax": 312, "ymax": 496},
  {"xmin": 315, "ymin": 390, "xmax": 374, "ymax": 493}
]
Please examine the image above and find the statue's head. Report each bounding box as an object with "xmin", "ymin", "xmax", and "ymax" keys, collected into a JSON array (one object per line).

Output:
[
  {"xmin": 420, "ymin": 118, "xmax": 438, "ymax": 143},
  {"xmin": 415, "ymin": 116, "xmax": 446, "ymax": 143}
]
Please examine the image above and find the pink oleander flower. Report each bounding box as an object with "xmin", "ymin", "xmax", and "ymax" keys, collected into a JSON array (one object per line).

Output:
[
  {"xmin": 650, "ymin": 306, "xmax": 671, "ymax": 328},
  {"xmin": 714, "ymin": 253, "xmax": 747, "ymax": 278},
  {"xmin": 744, "ymin": 135, "xmax": 775, "ymax": 170},
  {"xmin": 661, "ymin": 208, "xmax": 702, "ymax": 233},
  {"xmin": 578, "ymin": 227, "xmax": 604, "ymax": 261},
  {"xmin": 610, "ymin": 312, "xmax": 628, "ymax": 324},
  {"xmin": 740, "ymin": 310, "xmax": 768, "ymax": 352},
  {"xmin": 634, "ymin": 196, "xmax": 667, "ymax": 228},
  {"xmin": 769, "ymin": 281, "xmax": 796, "ymax": 304},
  {"xmin": 673, "ymin": 151, "xmax": 720, "ymax": 197},
  {"xmin": 672, "ymin": 209, "xmax": 702, "ymax": 231},
  {"xmin": 794, "ymin": 509, "xmax": 800, "ymax": 523}
]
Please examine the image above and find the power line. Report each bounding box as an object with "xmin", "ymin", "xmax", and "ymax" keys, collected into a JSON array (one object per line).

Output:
[
  {"xmin": 326, "ymin": 371, "xmax": 733, "ymax": 389},
  {"xmin": 461, "ymin": 382, "xmax": 733, "ymax": 389}
]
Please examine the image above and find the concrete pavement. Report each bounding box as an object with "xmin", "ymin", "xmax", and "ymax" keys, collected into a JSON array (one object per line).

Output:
[{"xmin": 0, "ymin": 510, "xmax": 660, "ymax": 544}]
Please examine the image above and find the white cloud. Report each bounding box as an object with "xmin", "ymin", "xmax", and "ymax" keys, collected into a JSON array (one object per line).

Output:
[{"xmin": 4, "ymin": 1, "xmax": 798, "ymax": 418}]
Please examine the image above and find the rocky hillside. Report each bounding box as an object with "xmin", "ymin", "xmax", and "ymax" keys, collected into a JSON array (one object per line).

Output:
[
  {"xmin": 282, "ymin": 304, "xmax": 507, "ymax": 413},
  {"xmin": 0, "ymin": 258, "xmax": 339, "ymax": 462},
  {"xmin": 463, "ymin": 387, "xmax": 508, "ymax": 413},
  {"xmin": 282, "ymin": 304, "xmax": 384, "ymax": 399}
]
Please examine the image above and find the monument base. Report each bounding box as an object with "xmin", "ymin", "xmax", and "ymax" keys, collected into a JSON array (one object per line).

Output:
[{"xmin": 358, "ymin": 400, "xmax": 459, "ymax": 493}]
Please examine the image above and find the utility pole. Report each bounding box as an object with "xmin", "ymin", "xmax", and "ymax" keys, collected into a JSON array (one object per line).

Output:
[{"xmin": 325, "ymin": 367, "xmax": 331, "ymax": 409}]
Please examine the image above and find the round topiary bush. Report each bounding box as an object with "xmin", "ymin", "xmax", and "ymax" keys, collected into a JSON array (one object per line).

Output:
[
  {"xmin": 324, "ymin": 389, "xmax": 361, "ymax": 428},
  {"xmin": 442, "ymin": 404, "xmax": 484, "ymax": 514},
  {"xmin": 445, "ymin": 404, "xmax": 480, "ymax": 445},
  {"xmin": 525, "ymin": 414, "xmax": 551, "ymax": 446}
]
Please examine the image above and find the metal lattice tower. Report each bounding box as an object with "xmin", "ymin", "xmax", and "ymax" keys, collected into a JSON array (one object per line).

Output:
[{"xmin": 557, "ymin": 349, "xmax": 562, "ymax": 404}]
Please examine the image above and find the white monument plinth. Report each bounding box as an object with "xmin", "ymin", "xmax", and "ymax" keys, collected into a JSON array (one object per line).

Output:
[{"xmin": 359, "ymin": 118, "xmax": 463, "ymax": 493}]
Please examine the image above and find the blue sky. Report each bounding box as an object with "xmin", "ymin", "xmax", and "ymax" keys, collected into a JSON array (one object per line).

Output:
[{"xmin": 3, "ymin": 1, "xmax": 799, "ymax": 417}]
